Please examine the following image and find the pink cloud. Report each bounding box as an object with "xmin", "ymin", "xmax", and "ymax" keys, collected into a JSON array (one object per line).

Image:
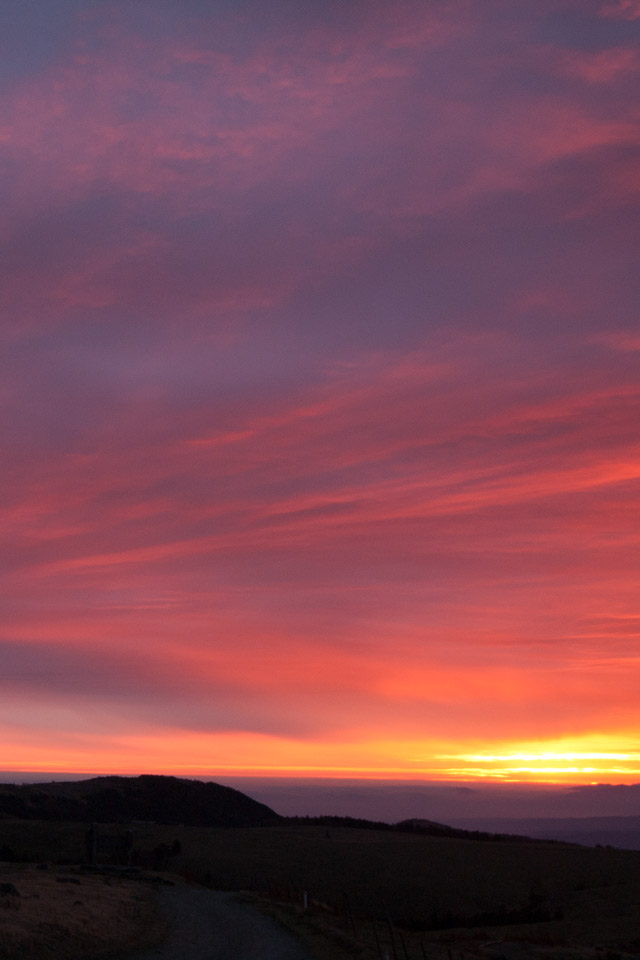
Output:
[
  {"xmin": 2, "ymin": 2, "xmax": 640, "ymax": 776},
  {"xmin": 4, "ymin": 336, "xmax": 639, "ymax": 645},
  {"xmin": 1, "ymin": 7, "xmax": 434, "ymax": 209},
  {"xmin": 560, "ymin": 45, "xmax": 640, "ymax": 83},
  {"xmin": 600, "ymin": 0, "xmax": 640, "ymax": 18},
  {"xmin": 0, "ymin": 0, "xmax": 637, "ymax": 356},
  {"xmin": 592, "ymin": 331, "xmax": 640, "ymax": 351}
]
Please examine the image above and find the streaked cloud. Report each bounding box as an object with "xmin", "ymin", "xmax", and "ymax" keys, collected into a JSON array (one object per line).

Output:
[{"xmin": 1, "ymin": 0, "xmax": 639, "ymax": 781}]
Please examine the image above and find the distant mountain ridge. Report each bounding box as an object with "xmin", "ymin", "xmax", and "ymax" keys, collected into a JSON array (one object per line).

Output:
[
  {"xmin": 450, "ymin": 815, "xmax": 640, "ymax": 850},
  {"xmin": 282, "ymin": 813, "xmax": 567, "ymax": 844},
  {"xmin": 0, "ymin": 775, "xmax": 280, "ymax": 827}
]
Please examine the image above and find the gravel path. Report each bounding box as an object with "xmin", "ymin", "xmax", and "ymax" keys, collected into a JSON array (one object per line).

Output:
[{"xmin": 126, "ymin": 885, "xmax": 313, "ymax": 960}]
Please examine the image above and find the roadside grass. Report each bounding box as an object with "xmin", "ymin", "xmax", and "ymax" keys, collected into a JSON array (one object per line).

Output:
[
  {"xmin": 0, "ymin": 862, "xmax": 166, "ymax": 960},
  {"xmin": 238, "ymin": 894, "xmax": 367, "ymax": 960},
  {"xmin": 239, "ymin": 892, "xmax": 640, "ymax": 960}
]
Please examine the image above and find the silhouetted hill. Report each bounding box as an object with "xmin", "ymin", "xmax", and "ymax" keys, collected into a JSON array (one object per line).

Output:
[
  {"xmin": 394, "ymin": 817, "xmax": 566, "ymax": 843},
  {"xmin": 282, "ymin": 814, "xmax": 567, "ymax": 844},
  {"xmin": 0, "ymin": 775, "xmax": 280, "ymax": 827}
]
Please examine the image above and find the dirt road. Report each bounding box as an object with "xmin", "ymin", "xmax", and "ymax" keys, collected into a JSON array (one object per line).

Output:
[{"xmin": 124, "ymin": 884, "xmax": 313, "ymax": 960}]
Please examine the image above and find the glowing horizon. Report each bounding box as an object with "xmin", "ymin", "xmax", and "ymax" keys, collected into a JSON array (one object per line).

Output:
[
  {"xmin": 3, "ymin": 731, "xmax": 640, "ymax": 786},
  {"xmin": 1, "ymin": 0, "xmax": 640, "ymax": 788}
]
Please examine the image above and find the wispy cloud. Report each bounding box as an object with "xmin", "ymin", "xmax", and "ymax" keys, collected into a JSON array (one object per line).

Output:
[{"xmin": 2, "ymin": 0, "xmax": 639, "ymax": 779}]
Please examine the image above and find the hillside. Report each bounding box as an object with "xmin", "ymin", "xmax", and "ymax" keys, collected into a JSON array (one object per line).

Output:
[
  {"xmin": 0, "ymin": 775, "xmax": 279, "ymax": 827},
  {"xmin": 3, "ymin": 782, "xmax": 640, "ymax": 956}
]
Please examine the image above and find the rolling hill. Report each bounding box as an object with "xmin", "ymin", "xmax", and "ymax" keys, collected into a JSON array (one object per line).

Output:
[{"xmin": 0, "ymin": 774, "xmax": 279, "ymax": 827}]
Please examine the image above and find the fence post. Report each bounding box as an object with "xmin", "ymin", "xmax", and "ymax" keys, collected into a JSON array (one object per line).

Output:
[
  {"xmin": 85, "ymin": 823, "xmax": 98, "ymax": 866},
  {"xmin": 386, "ymin": 914, "xmax": 399, "ymax": 960},
  {"xmin": 399, "ymin": 930, "xmax": 410, "ymax": 960},
  {"xmin": 125, "ymin": 830, "xmax": 134, "ymax": 867},
  {"xmin": 343, "ymin": 891, "xmax": 357, "ymax": 938},
  {"xmin": 372, "ymin": 919, "xmax": 383, "ymax": 958}
]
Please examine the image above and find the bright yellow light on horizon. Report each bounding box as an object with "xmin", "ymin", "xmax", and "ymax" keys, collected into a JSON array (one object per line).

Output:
[
  {"xmin": 2, "ymin": 728, "xmax": 640, "ymax": 784},
  {"xmin": 456, "ymin": 752, "xmax": 640, "ymax": 763},
  {"xmin": 433, "ymin": 737, "xmax": 640, "ymax": 783}
]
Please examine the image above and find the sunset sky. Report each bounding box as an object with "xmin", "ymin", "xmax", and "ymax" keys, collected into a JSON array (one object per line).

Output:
[{"xmin": 2, "ymin": 0, "xmax": 640, "ymax": 788}]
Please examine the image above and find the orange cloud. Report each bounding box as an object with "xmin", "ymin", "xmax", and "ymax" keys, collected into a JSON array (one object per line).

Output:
[{"xmin": 2, "ymin": 2, "xmax": 640, "ymax": 786}]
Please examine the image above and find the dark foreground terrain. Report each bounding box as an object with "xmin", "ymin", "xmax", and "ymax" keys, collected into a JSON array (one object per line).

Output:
[{"xmin": 2, "ymin": 777, "xmax": 640, "ymax": 960}]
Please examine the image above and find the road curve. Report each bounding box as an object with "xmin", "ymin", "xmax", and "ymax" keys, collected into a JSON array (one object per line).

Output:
[{"xmin": 126, "ymin": 884, "xmax": 313, "ymax": 960}]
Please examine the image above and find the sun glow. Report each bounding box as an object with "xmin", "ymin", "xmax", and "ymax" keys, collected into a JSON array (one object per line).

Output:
[
  {"xmin": 436, "ymin": 739, "xmax": 640, "ymax": 782},
  {"xmin": 460, "ymin": 752, "xmax": 639, "ymax": 762},
  {"xmin": 5, "ymin": 729, "xmax": 639, "ymax": 786}
]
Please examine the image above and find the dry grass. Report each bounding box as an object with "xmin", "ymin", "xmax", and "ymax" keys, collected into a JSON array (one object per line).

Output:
[
  {"xmin": 247, "ymin": 894, "xmax": 640, "ymax": 960},
  {"xmin": 0, "ymin": 863, "xmax": 167, "ymax": 959},
  {"xmin": 239, "ymin": 894, "xmax": 364, "ymax": 960}
]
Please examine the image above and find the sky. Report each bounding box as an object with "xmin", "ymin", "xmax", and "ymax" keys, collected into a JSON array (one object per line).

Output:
[{"xmin": 2, "ymin": 0, "xmax": 640, "ymax": 790}]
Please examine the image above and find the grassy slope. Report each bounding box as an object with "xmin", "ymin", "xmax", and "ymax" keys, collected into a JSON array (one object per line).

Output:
[
  {"xmin": 4, "ymin": 820, "xmax": 640, "ymax": 927},
  {"xmin": 0, "ymin": 862, "xmax": 165, "ymax": 960}
]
